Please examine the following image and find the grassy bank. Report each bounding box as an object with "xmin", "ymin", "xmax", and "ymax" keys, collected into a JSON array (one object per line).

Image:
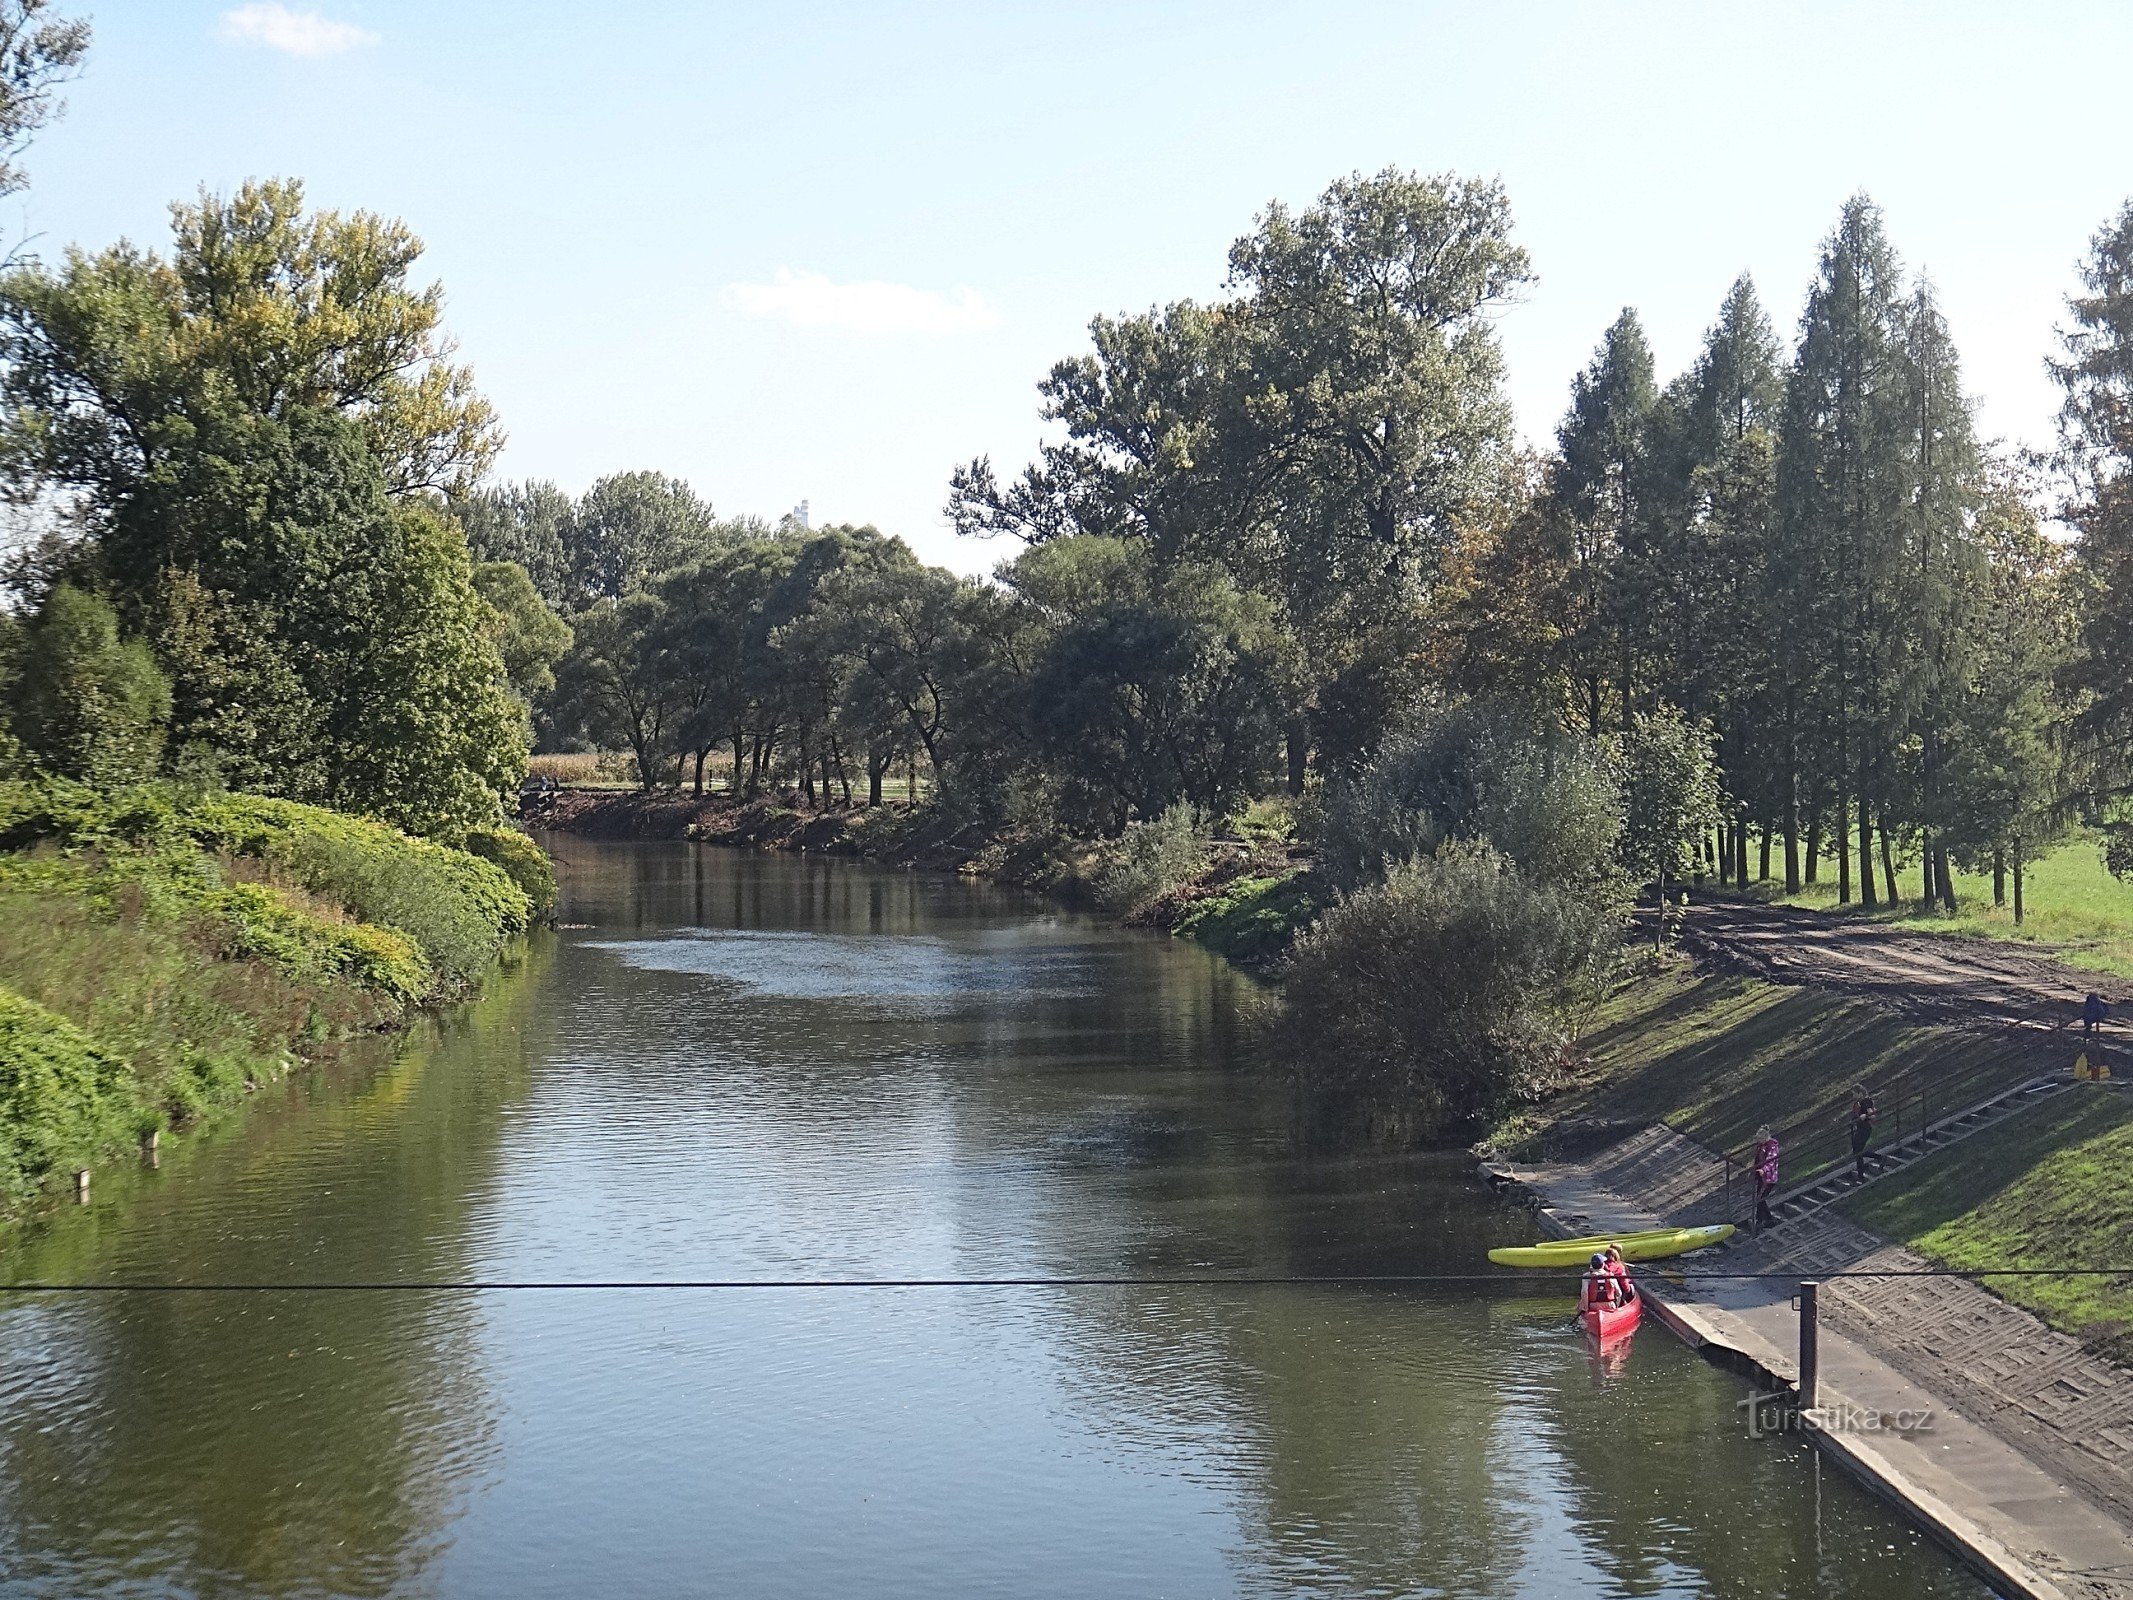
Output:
[
  {"xmin": 1752, "ymin": 835, "xmax": 2133, "ymax": 978},
  {"xmin": 1499, "ymin": 961, "xmax": 2052, "ymax": 1184},
  {"xmin": 1840, "ymin": 1087, "xmax": 2133, "ymax": 1359},
  {"xmin": 0, "ymin": 780, "xmax": 550, "ymax": 1219}
]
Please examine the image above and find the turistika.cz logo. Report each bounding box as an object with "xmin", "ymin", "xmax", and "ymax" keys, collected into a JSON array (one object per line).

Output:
[{"xmin": 1738, "ymin": 1392, "xmax": 1936, "ymax": 1440}]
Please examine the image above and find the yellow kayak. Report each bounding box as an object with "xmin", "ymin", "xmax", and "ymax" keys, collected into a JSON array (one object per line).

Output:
[{"xmin": 1487, "ymin": 1223, "xmax": 1734, "ymax": 1268}]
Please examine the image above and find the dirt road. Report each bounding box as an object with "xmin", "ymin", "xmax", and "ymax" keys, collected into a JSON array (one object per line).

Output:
[{"xmin": 1680, "ymin": 897, "xmax": 2133, "ymax": 1034}]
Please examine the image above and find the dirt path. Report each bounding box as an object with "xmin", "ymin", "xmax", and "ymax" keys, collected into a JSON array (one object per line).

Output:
[{"xmin": 1680, "ymin": 897, "xmax": 2133, "ymax": 1035}]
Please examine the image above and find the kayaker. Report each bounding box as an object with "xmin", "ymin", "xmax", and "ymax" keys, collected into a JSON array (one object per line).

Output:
[
  {"xmin": 1751, "ymin": 1125, "xmax": 1780, "ymax": 1233},
  {"xmin": 1603, "ymin": 1242, "xmax": 1635, "ymax": 1303},
  {"xmin": 1849, "ymin": 1089, "xmax": 1878, "ymax": 1183},
  {"xmin": 1584, "ymin": 1252, "xmax": 1619, "ymax": 1309}
]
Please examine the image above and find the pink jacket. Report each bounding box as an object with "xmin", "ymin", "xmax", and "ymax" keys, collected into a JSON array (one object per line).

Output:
[{"xmin": 1754, "ymin": 1137, "xmax": 1781, "ymax": 1186}]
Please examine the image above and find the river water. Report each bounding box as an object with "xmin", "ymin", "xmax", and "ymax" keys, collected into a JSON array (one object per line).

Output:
[{"xmin": 0, "ymin": 839, "xmax": 1985, "ymax": 1597}]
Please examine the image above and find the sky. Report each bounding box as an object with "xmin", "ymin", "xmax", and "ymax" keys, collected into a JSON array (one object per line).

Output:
[{"xmin": 22, "ymin": 1, "xmax": 2133, "ymax": 573}]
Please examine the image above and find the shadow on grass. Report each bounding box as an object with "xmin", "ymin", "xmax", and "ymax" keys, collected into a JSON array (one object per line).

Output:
[{"xmin": 1567, "ymin": 972, "xmax": 2046, "ymax": 1186}]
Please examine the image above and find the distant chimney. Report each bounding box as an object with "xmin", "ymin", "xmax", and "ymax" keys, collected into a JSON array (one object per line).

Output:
[{"xmin": 792, "ymin": 499, "xmax": 811, "ymax": 530}]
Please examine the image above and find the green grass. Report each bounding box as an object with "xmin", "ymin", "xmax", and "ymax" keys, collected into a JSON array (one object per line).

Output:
[
  {"xmin": 1521, "ymin": 963, "xmax": 2049, "ymax": 1185},
  {"xmin": 1172, "ymin": 868, "xmax": 1320, "ymax": 963},
  {"xmin": 0, "ymin": 779, "xmax": 547, "ymax": 1220},
  {"xmin": 1840, "ymin": 1087, "xmax": 2133, "ymax": 1359},
  {"xmin": 1755, "ymin": 834, "xmax": 2133, "ymax": 978}
]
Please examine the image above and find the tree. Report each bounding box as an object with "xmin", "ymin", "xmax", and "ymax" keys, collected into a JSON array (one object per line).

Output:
[
  {"xmin": 1006, "ymin": 537, "xmax": 1285, "ymax": 831},
  {"xmin": 1617, "ymin": 704, "xmax": 1722, "ymax": 942},
  {"xmin": 566, "ymin": 471, "xmax": 718, "ymax": 607},
  {"xmin": 1943, "ymin": 473, "xmax": 2074, "ymax": 923},
  {"xmin": 0, "ymin": 177, "xmax": 500, "ymax": 507},
  {"xmin": 472, "ymin": 560, "xmax": 572, "ymax": 705},
  {"xmin": 454, "ymin": 481, "xmax": 574, "ymax": 606},
  {"xmin": 548, "ymin": 592, "xmax": 677, "ymax": 789},
  {"xmin": 1777, "ymin": 196, "xmax": 1912, "ymax": 906},
  {"xmin": 0, "ymin": 0, "xmax": 88, "ymax": 201},
  {"xmin": 10, "ymin": 583, "xmax": 169, "ymax": 785},
  {"xmin": 2055, "ymin": 199, "xmax": 2133, "ymax": 803},
  {"xmin": 949, "ymin": 168, "xmax": 1531, "ymax": 782},
  {"xmin": 113, "ymin": 405, "xmax": 523, "ymax": 834},
  {"xmin": 1549, "ymin": 308, "xmax": 1659, "ymax": 733}
]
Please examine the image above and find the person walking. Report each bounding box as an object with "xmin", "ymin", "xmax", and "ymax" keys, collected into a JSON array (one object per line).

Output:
[
  {"xmin": 1849, "ymin": 1089, "xmax": 1878, "ymax": 1183},
  {"xmin": 2083, "ymin": 992, "xmax": 2108, "ymax": 1038},
  {"xmin": 1751, "ymin": 1125, "xmax": 1781, "ymax": 1233}
]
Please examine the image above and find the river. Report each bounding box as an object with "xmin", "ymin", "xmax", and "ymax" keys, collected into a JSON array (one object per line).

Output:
[{"xmin": 0, "ymin": 838, "xmax": 1986, "ymax": 1596}]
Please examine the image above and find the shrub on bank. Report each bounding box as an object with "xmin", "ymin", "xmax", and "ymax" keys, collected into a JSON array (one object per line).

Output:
[
  {"xmin": 0, "ymin": 781, "xmax": 535, "ymax": 992},
  {"xmin": 462, "ymin": 825, "xmax": 559, "ymax": 918},
  {"xmin": 1091, "ymin": 804, "xmax": 1208, "ymax": 913},
  {"xmin": 0, "ymin": 779, "xmax": 548, "ymax": 1215},
  {"xmin": 1277, "ymin": 841, "xmax": 1621, "ymax": 1145},
  {"xmin": 0, "ymin": 986, "xmax": 141, "ymax": 1204}
]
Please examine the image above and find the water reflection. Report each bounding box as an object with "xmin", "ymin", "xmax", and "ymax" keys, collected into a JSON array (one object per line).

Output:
[{"xmin": 0, "ymin": 840, "xmax": 1984, "ymax": 1596}]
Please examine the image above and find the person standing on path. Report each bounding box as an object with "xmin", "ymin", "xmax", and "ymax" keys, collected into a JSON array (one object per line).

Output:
[
  {"xmin": 1751, "ymin": 1125, "xmax": 1780, "ymax": 1233},
  {"xmin": 1850, "ymin": 1089, "xmax": 1878, "ymax": 1183},
  {"xmin": 2083, "ymin": 992, "xmax": 2108, "ymax": 1038}
]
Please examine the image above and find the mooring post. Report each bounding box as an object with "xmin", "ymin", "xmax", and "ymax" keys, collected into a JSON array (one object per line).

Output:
[
  {"xmin": 1799, "ymin": 1279, "xmax": 1820, "ymax": 1414},
  {"xmin": 73, "ymin": 1168, "xmax": 90, "ymax": 1204}
]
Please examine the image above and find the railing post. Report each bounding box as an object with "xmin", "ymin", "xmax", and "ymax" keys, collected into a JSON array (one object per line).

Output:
[{"xmin": 1799, "ymin": 1280, "xmax": 1820, "ymax": 1413}]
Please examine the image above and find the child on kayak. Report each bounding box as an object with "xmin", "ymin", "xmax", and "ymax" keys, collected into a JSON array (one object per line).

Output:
[
  {"xmin": 1603, "ymin": 1243, "xmax": 1634, "ymax": 1303},
  {"xmin": 1584, "ymin": 1252, "xmax": 1620, "ymax": 1309}
]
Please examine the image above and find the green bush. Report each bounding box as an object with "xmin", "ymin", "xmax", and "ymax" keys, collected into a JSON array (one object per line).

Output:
[
  {"xmin": 1315, "ymin": 698, "xmax": 1623, "ymax": 894},
  {"xmin": 0, "ymin": 986, "xmax": 142, "ymax": 1203},
  {"xmin": 463, "ymin": 825, "xmax": 559, "ymax": 917},
  {"xmin": 200, "ymin": 883, "xmax": 432, "ymax": 1004},
  {"xmin": 0, "ymin": 781, "xmax": 539, "ymax": 992},
  {"xmin": 1091, "ymin": 803, "xmax": 1208, "ymax": 913},
  {"xmin": 1277, "ymin": 841, "xmax": 1622, "ymax": 1144}
]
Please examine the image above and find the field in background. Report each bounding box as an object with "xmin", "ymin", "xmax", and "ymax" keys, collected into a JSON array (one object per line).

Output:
[{"xmin": 1746, "ymin": 835, "xmax": 2133, "ymax": 978}]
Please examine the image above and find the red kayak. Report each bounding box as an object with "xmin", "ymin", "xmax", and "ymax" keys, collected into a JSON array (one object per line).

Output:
[{"xmin": 1580, "ymin": 1282, "xmax": 1643, "ymax": 1340}]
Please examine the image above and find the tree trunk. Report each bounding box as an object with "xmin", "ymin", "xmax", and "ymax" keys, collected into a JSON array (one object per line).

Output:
[
  {"xmin": 1735, "ymin": 809, "xmax": 1749, "ymax": 886},
  {"xmin": 2013, "ymin": 843, "xmax": 2026, "ymax": 926},
  {"xmin": 1285, "ymin": 722, "xmax": 1308, "ymax": 797},
  {"xmin": 1856, "ymin": 792, "xmax": 1876, "ymax": 910},
  {"xmin": 1879, "ymin": 809, "xmax": 1898, "ymax": 906},
  {"xmin": 732, "ymin": 731, "xmax": 747, "ymax": 798},
  {"xmin": 1937, "ymin": 842, "xmax": 1958, "ymax": 912},
  {"xmin": 692, "ymin": 747, "xmax": 706, "ymax": 796},
  {"xmin": 1837, "ymin": 790, "xmax": 1852, "ymax": 904},
  {"xmin": 1804, "ymin": 799, "xmax": 1821, "ymax": 887},
  {"xmin": 1760, "ymin": 824, "xmax": 1774, "ymax": 885},
  {"xmin": 867, "ymin": 748, "xmax": 885, "ymax": 808},
  {"xmin": 1992, "ymin": 848, "xmax": 2006, "ymax": 908}
]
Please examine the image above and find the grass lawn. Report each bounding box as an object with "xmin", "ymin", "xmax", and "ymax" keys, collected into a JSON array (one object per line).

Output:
[
  {"xmin": 1753, "ymin": 834, "xmax": 2133, "ymax": 979},
  {"xmin": 1840, "ymin": 1087, "xmax": 2133, "ymax": 1358},
  {"xmin": 1526, "ymin": 963, "xmax": 2050, "ymax": 1185}
]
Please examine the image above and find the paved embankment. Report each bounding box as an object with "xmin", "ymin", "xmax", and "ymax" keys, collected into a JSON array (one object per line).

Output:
[{"xmin": 1485, "ymin": 1124, "xmax": 2133, "ymax": 1600}]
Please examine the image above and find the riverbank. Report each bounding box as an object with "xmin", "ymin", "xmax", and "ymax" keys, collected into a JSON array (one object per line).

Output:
[
  {"xmin": 0, "ymin": 780, "xmax": 549, "ymax": 1226},
  {"xmin": 1481, "ymin": 1137, "xmax": 2133, "ymax": 1599},
  {"xmin": 528, "ymin": 785, "xmax": 1321, "ymax": 964},
  {"xmin": 1483, "ymin": 954, "xmax": 2133, "ymax": 1597}
]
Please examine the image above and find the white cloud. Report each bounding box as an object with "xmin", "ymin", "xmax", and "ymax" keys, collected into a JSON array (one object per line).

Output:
[
  {"xmin": 723, "ymin": 270, "xmax": 1002, "ymax": 335},
  {"xmin": 218, "ymin": 4, "xmax": 378, "ymax": 57}
]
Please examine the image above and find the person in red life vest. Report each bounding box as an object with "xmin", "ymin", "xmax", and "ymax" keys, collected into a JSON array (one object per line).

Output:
[
  {"xmin": 1603, "ymin": 1242, "xmax": 1635, "ymax": 1303},
  {"xmin": 1583, "ymin": 1252, "xmax": 1618, "ymax": 1311}
]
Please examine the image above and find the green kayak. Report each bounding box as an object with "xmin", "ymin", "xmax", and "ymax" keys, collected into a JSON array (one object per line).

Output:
[{"xmin": 1487, "ymin": 1223, "xmax": 1735, "ymax": 1267}]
